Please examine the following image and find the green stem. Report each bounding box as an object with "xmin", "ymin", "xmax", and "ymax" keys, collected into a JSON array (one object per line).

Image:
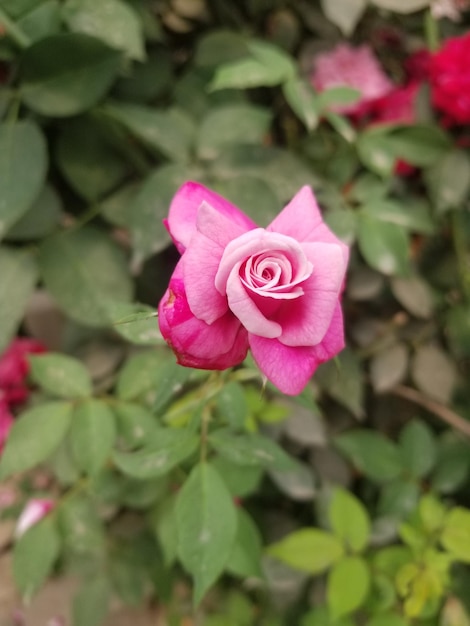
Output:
[
  {"xmin": 452, "ymin": 210, "xmax": 470, "ymax": 302},
  {"xmin": 424, "ymin": 9, "xmax": 440, "ymax": 52},
  {"xmin": 0, "ymin": 7, "xmax": 31, "ymax": 49}
]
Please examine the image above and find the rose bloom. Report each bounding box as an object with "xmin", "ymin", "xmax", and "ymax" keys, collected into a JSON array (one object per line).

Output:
[
  {"xmin": 430, "ymin": 32, "xmax": 470, "ymax": 125},
  {"xmin": 311, "ymin": 43, "xmax": 393, "ymax": 115},
  {"xmin": 158, "ymin": 183, "xmax": 349, "ymax": 395},
  {"xmin": 0, "ymin": 338, "xmax": 46, "ymax": 406}
]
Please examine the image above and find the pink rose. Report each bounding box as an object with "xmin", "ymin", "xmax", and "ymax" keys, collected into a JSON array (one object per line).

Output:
[
  {"xmin": 311, "ymin": 43, "xmax": 393, "ymax": 115},
  {"xmin": 158, "ymin": 183, "xmax": 349, "ymax": 395},
  {"xmin": 15, "ymin": 498, "xmax": 55, "ymax": 538}
]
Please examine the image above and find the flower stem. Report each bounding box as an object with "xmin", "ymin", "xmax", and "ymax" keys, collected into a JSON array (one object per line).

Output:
[
  {"xmin": 0, "ymin": 7, "xmax": 31, "ymax": 49},
  {"xmin": 424, "ymin": 9, "xmax": 440, "ymax": 52}
]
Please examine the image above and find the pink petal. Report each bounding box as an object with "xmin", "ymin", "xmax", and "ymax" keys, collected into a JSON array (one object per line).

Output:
[
  {"xmin": 225, "ymin": 262, "xmax": 283, "ymax": 338},
  {"xmin": 267, "ymin": 186, "xmax": 349, "ymax": 263},
  {"xmin": 183, "ymin": 202, "xmax": 250, "ymax": 324},
  {"xmin": 275, "ymin": 242, "xmax": 346, "ymax": 347},
  {"xmin": 15, "ymin": 498, "xmax": 55, "ymax": 538},
  {"xmin": 166, "ymin": 182, "xmax": 256, "ymax": 252},
  {"xmin": 249, "ymin": 305, "xmax": 345, "ymax": 395},
  {"xmin": 158, "ymin": 272, "xmax": 249, "ymax": 369}
]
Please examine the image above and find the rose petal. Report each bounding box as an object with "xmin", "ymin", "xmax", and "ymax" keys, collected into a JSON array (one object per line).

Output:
[
  {"xmin": 275, "ymin": 242, "xmax": 346, "ymax": 347},
  {"xmin": 249, "ymin": 305, "xmax": 345, "ymax": 395},
  {"xmin": 226, "ymin": 262, "xmax": 283, "ymax": 338},
  {"xmin": 183, "ymin": 202, "xmax": 250, "ymax": 324},
  {"xmin": 166, "ymin": 181, "xmax": 256, "ymax": 252},
  {"xmin": 158, "ymin": 271, "xmax": 248, "ymax": 369},
  {"xmin": 267, "ymin": 186, "xmax": 349, "ymax": 263}
]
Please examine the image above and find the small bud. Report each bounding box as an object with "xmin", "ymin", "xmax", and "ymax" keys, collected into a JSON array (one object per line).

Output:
[{"xmin": 15, "ymin": 499, "xmax": 55, "ymax": 538}]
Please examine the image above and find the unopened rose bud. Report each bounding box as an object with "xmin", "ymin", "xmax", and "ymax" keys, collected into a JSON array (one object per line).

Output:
[{"xmin": 15, "ymin": 499, "xmax": 55, "ymax": 538}]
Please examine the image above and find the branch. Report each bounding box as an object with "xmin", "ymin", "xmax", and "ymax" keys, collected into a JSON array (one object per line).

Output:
[{"xmin": 391, "ymin": 384, "xmax": 470, "ymax": 439}]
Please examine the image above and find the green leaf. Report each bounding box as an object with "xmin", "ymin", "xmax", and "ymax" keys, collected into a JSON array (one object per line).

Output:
[
  {"xmin": 13, "ymin": 516, "xmax": 60, "ymax": 600},
  {"xmin": 113, "ymin": 402, "xmax": 157, "ymax": 448},
  {"xmin": 29, "ymin": 353, "xmax": 92, "ymax": 399},
  {"xmin": 109, "ymin": 302, "xmax": 161, "ymax": 346},
  {"xmin": 212, "ymin": 457, "xmax": 263, "ymax": 498},
  {"xmin": 431, "ymin": 436, "xmax": 470, "ymax": 494},
  {"xmin": 327, "ymin": 556, "xmax": 370, "ymax": 619},
  {"xmin": 329, "ymin": 487, "xmax": 370, "ymax": 552},
  {"xmin": 62, "ymin": 0, "xmax": 144, "ymax": 60},
  {"xmin": 334, "ymin": 430, "xmax": 403, "ymax": 483},
  {"xmin": 0, "ymin": 247, "xmax": 38, "ymax": 352},
  {"xmin": 378, "ymin": 480, "xmax": 420, "ymax": 518},
  {"xmin": 391, "ymin": 275, "xmax": 435, "ymax": 319},
  {"xmin": 6, "ymin": 184, "xmax": 62, "ymax": 241},
  {"xmin": 360, "ymin": 199, "xmax": 435, "ymax": 234},
  {"xmin": 425, "ymin": 149, "xmax": 470, "ymax": 213},
  {"xmin": 369, "ymin": 343, "xmax": 409, "ymax": 393},
  {"xmin": 316, "ymin": 348, "xmax": 364, "ymax": 418},
  {"xmin": 357, "ymin": 129, "xmax": 397, "ymax": 177},
  {"xmin": 0, "ymin": 120, "xmax": 47, "ymax": 238},
  {"xmin": 115, "ymin": 49, "xmax": 172, "ymax": 102},
  {"xmin": 72, "ymin": 577, "xmax": 110, "ymax": 626},
  {"xmin": 20, "ymin": 33, "xmax": 122, "ymax": 117},
  {"xmin": 386, "ymin": 125, "xmax": 451, "ymax": 167},
  {"xmin": 215, "ymin": 382, "xmax": 248, "ymax": 429},
  {"xmin": 39, "ymin": 226, "xmax": 133, "ymax": 327},
  {"xmin": 441, "ymin": 508, "xmax": 470, "ymax": 563},
  {"xmin": 154, "ymin": 495, "xmax": 178, "ymax": 567},
  {"xmin": 176, "ymin": 462, "xmax": 237, "ymax": 604},
  {"xmin": 399, "ymin": 420, "xmax": 437, "ymax": 479},
  {"xmin": 302, "ymin": 607, "xmax": 354, "ymax": 626},
  {"xmin": 104, "ymin": 102, "xmax": 194, "ymax": 163},
  {"xmin": 70, "ymin": 399, "xmax": 116, "ymax": 475},
  {"xmin": 58, "ymin": 494, "xmax": 106, "ymax": 560},
  {"xmin": 195, "ymin": 30, "xmax": 250, "ymax": 67},
  {"xmin": 209, "ymin": 430, "xmax": 296, "ymax": 471},
  {"xmin": 197, "ymin": 103, "xmax": 271, "ymax": 160},
  {"xmin": 0, "ymin": 402, "xmax": 72, "ymax": 479},
  {"xmin": 316, "ymin": 87, "xmax": 362, "ymax": 112},
  {"xmin": 55, "ymin": 117, "xmax": 127, "ymax": 201},
  {"xmin": 113, "ymin": 428, "xmax": 198, "ymax": 479},
  {"xmin": 126, "ymin": 164, "xmax": 194, "ymax": 261},
  {"xmin": 116, "ymin": 349, "xmax": 182, "ymax": 402},
  {"xmin": 282, "ymin": 77, "xmax": 318, "ymax": 131},
  {"xmin": 209, "ymin": 39, "xmax": 295, "ymax": 91},
  {"xmin": 320, "ymin": 0, "xmax": 367, "ymax": 35},
  {"xmin": 268, "ymin": 529, "xmax": 343, "ymax": 574},
  {"xmin": 212, "ymin": 176, "xmax": 281, "ymax": 227},
  {"xmin": 17, "ymin": 1, "xmax": 61, "ymax": 43},
  {"xmin": 358, "ymin": 214, "xmax": 410, "ymax": 276},
  {"xmin": 227, "ymin": 508, "xmax": 263, "ymax": 579},
  {"xmin": 366, "ymin": 614, "xmax": 408, "ymax": 626},
  {"xmin": 411, "ymin": 344, "xmax": 457, "ymax": 404},
  {"xmin": 0, "ymin": 0, "xmax": 44, "ymax": 18}
]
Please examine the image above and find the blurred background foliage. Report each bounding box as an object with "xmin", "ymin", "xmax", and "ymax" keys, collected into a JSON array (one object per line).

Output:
[{"xmin": 0, "ymin": 0, "xmax": 470, "ymax": 625}]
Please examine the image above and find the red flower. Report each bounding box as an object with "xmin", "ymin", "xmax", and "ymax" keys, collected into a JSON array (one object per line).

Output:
[
  {"xmin": 0, "ymin": 338, "xmax": 46, "ymax": 407},
  {"xmin": 430, "ymin": 32, "xmax": 470, "ymax": 125}
]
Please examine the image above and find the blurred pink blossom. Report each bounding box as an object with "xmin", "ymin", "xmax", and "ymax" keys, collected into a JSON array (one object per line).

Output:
[
  {"xmin": 311, "ymin": 43, "xmax": 393, "ymax": 114},
  {"xmin": 0, "ymin": 338, "xmax": 46, "ymax": 406},
  {"xmin": 15, "ymin": 498, "xmax": 55, "ymax": 538}
]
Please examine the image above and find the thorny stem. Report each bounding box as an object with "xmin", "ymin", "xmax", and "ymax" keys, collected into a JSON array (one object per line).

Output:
[{"xmin": 391, "ymin": 384, "xmax": 470, "ymax": 438}]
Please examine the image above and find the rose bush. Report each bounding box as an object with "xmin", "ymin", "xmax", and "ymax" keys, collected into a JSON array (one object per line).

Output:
[{"xmin": 158, "ymin": 183, "xmax": 349, "ymax": 395}]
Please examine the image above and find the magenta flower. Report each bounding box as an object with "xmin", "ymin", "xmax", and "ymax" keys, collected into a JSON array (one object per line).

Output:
[
  {"xmin": 0, "ymin": 338, "xmax": 47, "ymax": 406},
  {"xmin": 15, "ymin": 498, "xmax": 55, "ymax": 538},
  {"xmin": 158, "ymin": 183, "xmax": 349, "ymax": 395},
  {"xmin": 311, "ymin": 43, "xmax": 393, "ymax": 115}
]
